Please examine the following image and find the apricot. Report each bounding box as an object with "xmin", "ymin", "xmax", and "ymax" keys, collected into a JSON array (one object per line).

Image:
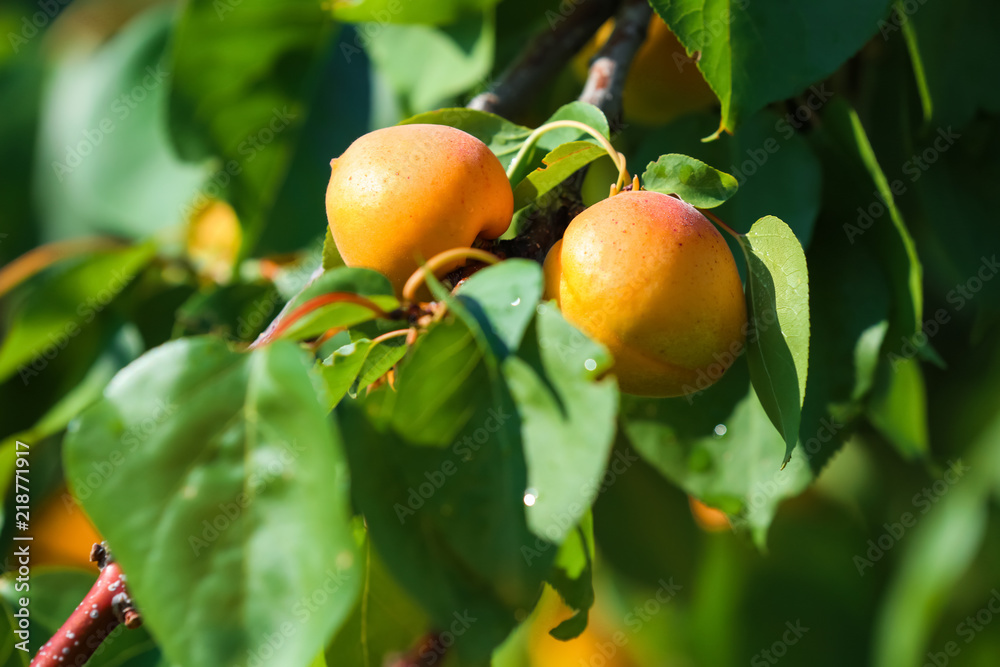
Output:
[
  {"xmin": 325, "ymin": 124, "xmax": 513, "ymax": 292},
  {"xmin": 543, "ymin": 191, "xmax": 745, "ymax": 397},
  {"xmin": 575, "ymin": 17, "xmax": 717, "ymax": 126}
]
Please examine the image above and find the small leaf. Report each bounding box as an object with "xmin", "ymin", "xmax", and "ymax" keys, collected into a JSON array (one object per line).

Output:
[
  {"xmin": 546, "ymin": 517, "xmax": 595, "ymax": 641},
  {"xmin": 352, "ymin": 335, "xmax": 408, "ymax": 394},
  {"xmin": 64, "ymin": 337, "xmax": 362, "ymax": 667},
  {"xmin": 278, "ymin": 267, "xmax": 399, "ymax": 341},
  {"xmin": 322, "ymin": 226, "xmax": 344, "ymax": 271},
  {"xmin": 642, "ymin": 154, "xmax": 738, "ymax": 208},
  {"xmin": 737, "ymin": 216, "xmax": 810, "ymax": 465},
  {"xmin": 319, "ymin": 339, "xmax": 373, "ymax": 408},
  {"xmin": 512, "ymin": 142, "xmax": 607, "ymax": 211},
  {"xmin": 508, "ymin": 101, "xmax": 610, "ymax": 184}
]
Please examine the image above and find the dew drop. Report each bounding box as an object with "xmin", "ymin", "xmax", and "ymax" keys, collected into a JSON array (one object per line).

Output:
[
  {"xmin": 714, "ymin": 424, "xmax": 727, "ymax": 436},
  {"xmin": 584, "ymin": 358, "xmax": 597, "ymax": 371},
  {"xmin": 523, "ymin": 488, "xmax": 538, "ymax": 507},
  {"xmin": 511, "ymin": 297, "xmax": 521, "ymax": 307}
]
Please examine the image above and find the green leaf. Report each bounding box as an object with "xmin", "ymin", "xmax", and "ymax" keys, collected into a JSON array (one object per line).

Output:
[
  {"xmin": 454, "ymin": 259, "xmax": 544, "ymax": 354},
  {"xmin": 0, "ymin": 244, "xmax": 155, "ymax": 383},
  {"xmin": 64, "ymin": 337, "xmax": 361, "ymax": 667},
  {"xmin": 867, "ymin": 356, "xmax": 929, "ymax": 459},
  {"xmin": 399, "ymin": 108, "xmax": 531, "ymax": 169},
  {"xmin": 546, "ymin": 516, "xmax": 595, "ymax": 641},
  {"xmin": 649, "ymin": 0, "xmax": 893, "ymax": 134},
  {"xmin": 278, "ymin": 267, "xmax": 399, "ymax": 341},
  {"xmin": 168, "ymin": 0, "xmax": 332, "ymax": 255},
  {"xmin": 322, "ymin": 226, "xmax": 345, "ymax": 271},
  {"xmin": 33, "ymin": 8, "xmax": 206, "ymax": 241},
  {"xmin": 503, "ymin": 304, "xmax": 617, "ymax": 543},
  {"xmin": 642, "ymin": 154, "xmax": 738, "ymax": 209},
  {"xmin": 508, "ymin": 102, "xmax": 610, "ymax": 185},
  {"xmin": 737, "ymin": 216, "xmax": 810, "ymax": 465},
  {"xmin": 365, "ymin": 10, "xmax": 494, "ymax": 113},
  {"xmin": 333, "ymin": 0, "xmax": 501, "ymax": 25},
  {"xmin": 816, "ymin": 102, "xmax": 922, "ymax": 343},
  {"xmin": 340, "ymin": 391, "xmax": 548, "ymax": 665},
  {"xmin": 319, "ymin": 339, "xmax": 373, "ymax": 408},
  {"xmin": 352, "ymin": 335, "xmax": 409, "ymax": 394},
  {"xmin": 513, "ymin": 142, "xmax": 607, "ymax": 212},
  {"xmin": 385, "ymin": 318, "xmax": 490, "ymax": 446},
  {"xmin": 622, "ymin": 360, "xmax": 813, "ymax": 548}
]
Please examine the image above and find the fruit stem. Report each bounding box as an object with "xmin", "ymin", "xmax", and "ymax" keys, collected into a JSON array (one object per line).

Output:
[
  {"xmin": 370, "ymin": 328, "xmax": 410, "ymax": 346},
  {"xmin": 700, "ymin": 209, "xmax": 741, "ymax": 239},
  {"xmin": 505, "ymin": 119, "xmax": 629, "ymax": 192},
  {"xmin": 402, "ymin": 248, "xmax": 501, "ymax": 304}
]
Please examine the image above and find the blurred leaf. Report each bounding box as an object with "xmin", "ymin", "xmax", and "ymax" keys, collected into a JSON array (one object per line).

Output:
[
  {"xmin": 0, "ymin": 569, "xmax": 161, "ymax": 666},
  {"xmin": 454, "ymin": 259, "xmax": 544, "ymax": 355},
  {"xmin": 334, "ymin": 0, "xmax": 501, "ymax": 25},
  {"xmin": 0, "ymin": 244, "xmax": 154, "ymax": 384},
  {"xmin": 352, "ymin": 335, "xmax": 409, "ymax": 394},
  {"xmin": 642, "ymin": 154, "xmax": 738, "ymax": 209},
  {"xmin": 633, "ymin": 110, "xmax": 822, "ymax": 247},
  {"xmin": 168, "ymin": 0, "xmax": 332, "ymax": 255},
  {"xmin": 173, "ymin": 282, "xmax": 280, "ymax": 342},
  {"xmin": 64, "ymin": 338, "xmax": 361, "ymax": 667},
  {"xmin": 34, "ymin": 8, "xmax": 206, "ymax": 241},
  {"xmin": 545, "ymin": 515, "xmax": 595, "ymax": 641},
  {"xmin": 365, "ymin": 10, "xmax": 494, "ymax": 114},
  {"xmin": 512, "ymin": 142, "xmax": 606, "ymax": 212},
  {"xmin": 400, "ymin": 108, "xmax": 530, "ymax": 169},
  {"xmin": 503, "ymin": 304, "xmax": 617, "ymax": 543},
  {"xmin": 649, "ymin": 0, "xmax": 893, "ymax": 134},
  {"xmin": 868, "ymin": 356, "xmax": 929, "ymax": 459},
  {"xmin": 898, "ymin": 4, "xmax": 933, "ymax": 124},
  {"xmin": 737, "ymin": 216, "xmax": 810, "ymax": 465},
  {"xmin": 322, "ymin": 226, "xmax": 344, "ymax": 271}
]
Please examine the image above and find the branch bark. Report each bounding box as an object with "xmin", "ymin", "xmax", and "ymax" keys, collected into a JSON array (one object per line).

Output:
[
  {"xmin": 578, "ymin": 0, "xmax": 653, "ymax": 127},
  {"xmin": 31, "ymin": 543, "xmax": 141, "ymax": 667},
  {"xmin": 467, "ymin": 0, "xmax": 620, "ymax": 120}
]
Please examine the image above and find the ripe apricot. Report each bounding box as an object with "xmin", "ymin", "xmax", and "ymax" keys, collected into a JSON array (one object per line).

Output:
[
  {"xmin": 543, "ymin": 191, "xmax": 745, "ymax": 397},
  {"xmin": 575, "ymin": 17, "xmax": 717, "ymax": 126},
  {"xmin": 326, "ymin": 124, "xmax": 513, "ymax": 292}
]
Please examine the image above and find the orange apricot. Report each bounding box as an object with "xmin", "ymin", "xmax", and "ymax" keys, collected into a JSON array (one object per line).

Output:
[
  {"xmin": 543, "ymin": 191, "xmax": 746, "ymax": 397},
  {"xmin": 325, "ymin": 124, "xmax": 513, "ymax": 293}
]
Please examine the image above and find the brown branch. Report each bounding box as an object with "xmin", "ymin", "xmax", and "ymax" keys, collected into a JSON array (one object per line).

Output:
[
  {"xmin": 467, "ymin": 0, "xmax": 620, "ymax": 120},
  {"xmin": 31, "ymin": 543, "xmax": 141, "ymax": 667},
  {"xmin": 578, "ymin": 0, "xmax": 653, "ymax": 127},
  {"xmin": 386, "ymin": 632, "xmax": 445, "ymax": 667}
]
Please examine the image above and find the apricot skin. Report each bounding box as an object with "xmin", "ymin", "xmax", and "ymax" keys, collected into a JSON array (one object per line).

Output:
[
  {"xmin": 543, "ymin": 191, "xmax": 746, "ymax": 397},
  {"xmin": 326, "ymin": 124, "xmax": 513, "ymax": 292}
]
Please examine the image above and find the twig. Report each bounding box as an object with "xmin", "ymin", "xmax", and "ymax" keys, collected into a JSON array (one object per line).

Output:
[
  {"xmin": 467, "ymin": 0, "xmax": 620, "ymax": 119},
  {"xmin": 578, "ymin": 0, "xmax": 653, "ymax": 127},
  {"xmin": 31, "ymin": 543, "xmax": 141, "ymax": 667}
]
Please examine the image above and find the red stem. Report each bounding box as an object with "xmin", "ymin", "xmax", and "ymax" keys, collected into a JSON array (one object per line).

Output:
[
  {"xmin": 249, "ymin": 292, "xmax": 390, "ymax": 349},
  {"xmin": 31, "ymin": 558, "xmax": 140, "ymax": 667}
]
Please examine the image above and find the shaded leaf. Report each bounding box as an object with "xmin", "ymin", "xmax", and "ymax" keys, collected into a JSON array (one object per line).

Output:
[{"xmin": 513, "ymin": 142, "xmax": 607, "ymax": 212}]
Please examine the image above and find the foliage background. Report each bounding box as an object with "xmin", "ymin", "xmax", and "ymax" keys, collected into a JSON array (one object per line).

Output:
[{"xmin": 1, "ymin": 0, "xmax": 1000, "ymax": 665}]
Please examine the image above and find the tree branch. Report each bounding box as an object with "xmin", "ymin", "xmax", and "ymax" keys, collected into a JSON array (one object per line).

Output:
[
  {"xmin": 578, "ymin": 0, "xmax": 653, "ymax": 127},
  {"xmin": 31, "ymin": 543, "xmax": 142, "ymax": 667},
  {"xmin": 467, "ymin": 0, "xmax": 620, "ymax": 120}
]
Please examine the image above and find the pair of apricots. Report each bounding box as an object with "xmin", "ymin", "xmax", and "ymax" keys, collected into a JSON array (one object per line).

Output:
[{"xmin": 325, "ymin": 23, "xmax": 743, "ymax": 398}]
